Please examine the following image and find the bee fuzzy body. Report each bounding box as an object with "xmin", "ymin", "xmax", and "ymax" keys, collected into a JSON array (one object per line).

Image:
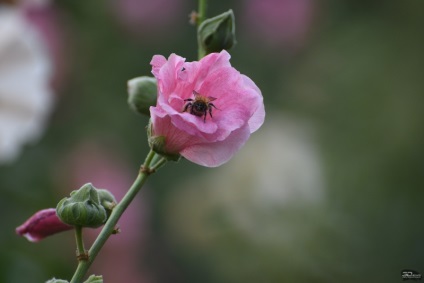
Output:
[{"xmin": 183, "ymin": 91, "xmax": 218, "ymax": 122}]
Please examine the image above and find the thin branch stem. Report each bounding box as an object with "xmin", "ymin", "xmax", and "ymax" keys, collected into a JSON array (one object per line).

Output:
[
  {"xmin": 197, "ymin": 0, "xmax": 207, "ymax": 25},
  {"xmin": 197, "ymin": 0, "xmax": 207, "ymax": 60},
  {"xmin": 144, "ymin": 148, "xmax": 155, "ymax": 167},
  {"xmin": 149, "ymin": 152, "xmax": 162, "ymax": 169},
  {"xmin": 74, "ymin": 226, "xmax": 86, "ymax": 260},
  {"xmin": 150, "ymin": 157, "xmax": 167, "ymax": 172},
  {"xmin": 70, "ymin": 150, "xmax": 159, "ymax": 283}
]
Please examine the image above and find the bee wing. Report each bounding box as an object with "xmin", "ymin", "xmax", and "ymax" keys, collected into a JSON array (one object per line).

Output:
[
  {"xmin": 192, "ymin": 90, "xmax": 201, "ymax": 96},
  {"xmin": 207, "ymin": 96, "xmax": 217, "ymax": 101}
]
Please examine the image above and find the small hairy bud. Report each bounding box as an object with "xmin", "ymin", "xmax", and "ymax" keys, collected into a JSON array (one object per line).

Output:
[
  {"xmin": 127, "ymin": 76, "xmax": 157, "ymax": 116},
  {"xmin": 198, "ymin": 10, "xmax": 236, "ymax": 54}
]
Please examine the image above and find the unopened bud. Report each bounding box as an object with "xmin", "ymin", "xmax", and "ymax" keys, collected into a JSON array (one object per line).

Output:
[
  {"xmin": 198, "ymin": 10, "xmax": 236, "ymax": 55},
  {"xmin": 16, "ymin": 208, "xmax": 73, "ymax": 242},
  {"xmin": 56, "ymin": 183, "xmax": 107, "ymax": 228},
  {"xmin": 127, "ymin": 76, "xmax": 157, "ymax": 116}
]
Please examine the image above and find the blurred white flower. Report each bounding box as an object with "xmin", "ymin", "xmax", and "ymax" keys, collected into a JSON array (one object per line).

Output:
[
  {"xmin": 164, "ymin": 114, "xmax": 326, "ymax": 281},
  {"xmin": 0, "ymin": 6, "xmax": 53, "ymax": 163},
  {"xmin": 166, "ymin": 113, "xmax": 325, "ymax": 244}
]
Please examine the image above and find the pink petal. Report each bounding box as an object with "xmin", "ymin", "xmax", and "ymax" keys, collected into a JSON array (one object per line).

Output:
[
  {"xmin": 200, "ymin": 50, "xmax": 232, "ymax": 75},
  {"xmin": 16, "ymin": 208, "xmax": 73, "ymax": 242},
  {"xmin": 156, "ymin": 53, "xmax": 185, "ymax": 97},
  {"xmin": 150, "ymin": 55, "xmax": 167, "ymax": 77},
  {"xmin": 171, "ymin": 112, "xmax": 219, "ymax": 136},
  {"xmin": 241, "ymin": 75, "xmax": 265, "ymax": 132},
  {"xmin": 180, "ymin": 124, "xmax": 251, "ymax": 167},
  {"xmin": 249, "ymin": 101, "xmax": 266, "ymax": 133},
  {"xmin": 150, "ymin": 107, "xmax": 203, "ymax": 153}
]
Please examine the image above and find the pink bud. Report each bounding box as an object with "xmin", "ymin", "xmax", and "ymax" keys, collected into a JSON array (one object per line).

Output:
[{"xmin": 16, "ymin": 208, "xmax": 73, "ymax": 242}]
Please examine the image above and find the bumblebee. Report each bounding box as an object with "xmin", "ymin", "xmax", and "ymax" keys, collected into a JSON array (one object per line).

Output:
[{"xmin": 183, "ymin": 90, "xmax": 218, "ymax": 122}]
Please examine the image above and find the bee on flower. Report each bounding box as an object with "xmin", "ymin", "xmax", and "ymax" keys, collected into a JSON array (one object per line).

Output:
[
  {"xmin": 148, "ymin": 50, "xmax": 265, "ymax": 167},
  {"xmin": 183, "ymin": 90, "xmax": 218, "ymax": 122}
]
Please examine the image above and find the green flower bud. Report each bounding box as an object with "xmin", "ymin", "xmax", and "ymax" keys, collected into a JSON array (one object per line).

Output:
[
  {"xmin": 127, "ymin": 76, "xmax": 157, "ymax": 116},
  {"xmin": 198, "ymin": 9, "xmax": 236, "ymax": 55},
  {"xmin": 83, "ymin": 275, "xmax": 103, "ymax": 283},
  {"xmin": 147, "ymin": 119, "xmax": 181, "ymax": 162},
  {"xmin": 56, "ymin": 183, "xmax": 107, "ymax": 228}
]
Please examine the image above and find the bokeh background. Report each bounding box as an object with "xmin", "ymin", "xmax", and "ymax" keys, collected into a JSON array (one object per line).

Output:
[{"xmin": 1, "ymin": 0, "xmax": 423, "ymax": 282}]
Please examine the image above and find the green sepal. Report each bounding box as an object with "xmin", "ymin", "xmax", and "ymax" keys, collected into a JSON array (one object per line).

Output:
[
  {"xmin": 45, "ymin": 279, "xmax": 69, "ymax": 283},
  {"xmin": 198, "ymin": 9, "xmax": 236, "ymax": 55},
  {"xmin": 97, "ymin": 189, "xmax": 117, "ymax": 217},
  {"xmin": 147, "ymin": 120, "xmax": 181, "ymax": 162},
  {"xmin": 127, "ymin": 76, "xmax": 157, "ymax": 116},
  {"xmin": 83, "ymin": 275, "xmax": 103, "ymax": 283},
  {"xmin": 56, "ymin": 183, "xmax": 107, "ymax": 228}
]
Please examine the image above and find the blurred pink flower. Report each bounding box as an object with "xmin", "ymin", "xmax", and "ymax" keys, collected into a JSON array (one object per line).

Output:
[
  {"xmin": 24, "ymin": 4, "xmax": 69, "ymax": 91},
  {"xmin": 150, "ymin": 50, "xmax": 265, "ymax": 167},
  {"xmin": 242, "ymin": 0, "xmax": 315, "ymax": 50},
  {"xmin": 16, "ymin": 208, "xmax": 73, "ymax": 242},
  {"xmin": 110, "ymin": 0, "xmax": 185, "ymax": 38}
]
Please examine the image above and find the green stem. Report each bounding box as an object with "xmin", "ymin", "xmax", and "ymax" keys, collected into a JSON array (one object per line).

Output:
[
  {"xmin": 74, "ymin": 226, "xmax": 86, "ymax": 259},
  {"xmin": 149, "ymin": 152, "xmax": 162, "ymax": 169},
  {"xmin": 70, "ymin": 150, "xmax": 160, "ymax": 283},
  {"xmin": 197, "ymin": 0, "xmax": 207, "ymax": 25},
  {"xmin": 197, "ymin": 0, "xmax": 207, "ymax": 60},
  {"xmin": 144, "ymin": 148, "xmax": 156, "ymax": 166},
  {"xmin": 150, "ymin": 157, "xmax": 167, "ymax": 172}
]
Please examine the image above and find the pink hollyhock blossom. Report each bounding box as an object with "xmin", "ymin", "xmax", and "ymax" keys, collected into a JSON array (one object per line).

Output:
[
  {"xmin": 16, "ymin": 208, "xmax": 73, "ymax": 242},
  {"xmin": 149, "ymin": 50, "xmax": 265, "ymax": 167},
  {"xmin": 24, "ymin": 4, "xmax": 69, "ymax": 91}
]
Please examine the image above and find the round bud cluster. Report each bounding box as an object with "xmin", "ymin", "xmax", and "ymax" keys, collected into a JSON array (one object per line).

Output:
[{"xmin": 56, "ymin": 183, "xmax": 116, "ymax": 228}]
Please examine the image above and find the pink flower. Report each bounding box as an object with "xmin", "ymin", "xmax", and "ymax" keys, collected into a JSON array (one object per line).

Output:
[
  {"xmin": 16, "ymin": 208, "xmax": 73, "ymax": 242},
  {"xmin": 149, "ymin": 50, "xmax": 265, "ymax": 167}
]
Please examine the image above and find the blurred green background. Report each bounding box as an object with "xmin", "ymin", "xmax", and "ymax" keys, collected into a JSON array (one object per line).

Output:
[{"xmin": 1, "ymin": 0, "xmax": 424, "ymax": 282}]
